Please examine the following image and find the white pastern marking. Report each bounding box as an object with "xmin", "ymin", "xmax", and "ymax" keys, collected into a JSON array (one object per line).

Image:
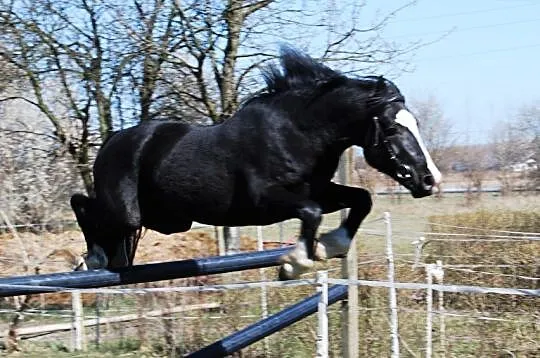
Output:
[{"xmin": 395, "ymin": 109, "xmax": 442, "ymax": 185}]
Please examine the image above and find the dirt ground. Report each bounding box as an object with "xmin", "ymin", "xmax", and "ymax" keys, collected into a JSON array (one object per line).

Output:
[{"xmin": 0, "ymin": 229, "xmax": 274, "ymax": 277}]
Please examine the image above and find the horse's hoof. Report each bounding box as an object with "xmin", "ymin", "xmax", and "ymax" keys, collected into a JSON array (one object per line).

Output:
[
  {"xmin": 314, "ymin": 227, "xmax": 351, "ymax": 260},
  {"xmin": 278, "ymin": 244, "xmax": 314, "ymax": 280},
  {"xmin": 278, "ymin": 262, "xmax": 312, "ymax": 280},
  {"xmin": 278, "ymin": 263, "xmax": 295, "ymax": 280}
]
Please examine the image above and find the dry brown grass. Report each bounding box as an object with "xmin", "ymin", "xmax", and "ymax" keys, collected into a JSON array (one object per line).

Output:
[{"xmin": 0, "ymin": 193, "xmax": 538, "ymax": 357}]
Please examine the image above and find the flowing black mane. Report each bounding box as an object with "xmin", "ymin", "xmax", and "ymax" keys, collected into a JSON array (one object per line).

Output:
[
  {"xmin": 245, "ymin": 47, "xmax": 400, "ymax": 108},
  {"xmin": 262, "ymin": 47, "xmax": 345, "ymax": 94}
]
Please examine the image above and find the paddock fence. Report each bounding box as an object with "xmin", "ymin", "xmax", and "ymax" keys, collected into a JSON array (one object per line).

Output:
[{"xmin": 1, "ymin": 210, "xmax": 538, "ymax": 357}]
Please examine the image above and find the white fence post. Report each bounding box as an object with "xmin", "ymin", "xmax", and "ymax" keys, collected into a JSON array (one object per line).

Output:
[
  {"xmin": 316, "ymin": 271, "xmax": 329, "ymax": 358},
  {"xmin": 427, "ymin": 260, "xmax": 445, "ymax": 358},
  {"xmin": 225, "ymin": 227, "xmax": 240, "ymax": 255},
  {"xmin": 216, "ymin": 226, "xmax": 226, "ymax": 256},
  {"xmin": 71, "ymin": 290, "xmax": 85, "ymax": 351},
  {"xmin": 279, "ymin": 222, "xmax": 285, "ymax": 246},
  {"xmin": 257, "ymin": 226, "xmax": 269, "ymax": 356},
  {"xmin": 425, "ymin": 264, "xmax": 434, "ymax": 358},
  {"xmin": 339, "ymin": 149, "xmax": 359, "ymax": 358},
  {"xmin": 435, "ymin": 260, "xmax": 446, "ymax": 358},
  {"xmin": 384, "ymin": 211, "xmax": 400, "ymax": 358}
]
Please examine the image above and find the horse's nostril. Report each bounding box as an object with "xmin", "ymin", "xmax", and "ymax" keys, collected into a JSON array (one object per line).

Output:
[{"xmin": 423, "ymin": 174, "xmax": 435, "ymax": 188}]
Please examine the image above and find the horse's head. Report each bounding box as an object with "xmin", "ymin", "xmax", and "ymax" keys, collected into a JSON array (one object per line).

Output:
[{"xmin": 362, "ymin": 77, "xmax": 442, "ymax": 198}]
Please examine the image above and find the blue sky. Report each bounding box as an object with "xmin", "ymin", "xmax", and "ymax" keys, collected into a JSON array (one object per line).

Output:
[{"xmin": 367, "ymin": 0, "xmax": 540, "ymax": 144}]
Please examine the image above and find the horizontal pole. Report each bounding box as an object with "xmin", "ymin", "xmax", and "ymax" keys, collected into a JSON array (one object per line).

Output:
[
  {"xmin": 327, "ymin": 278, "xmax": 540, "ymax": 297},
  {"xmin": 0, "ymin": 247, "xmax": 292, "ymax": 297},
  {"xmin": 0, "ymin": 303, "xmax": 220, "ymax": 339},
  {"xmin": 187, "ymin": 284, "xmax": 348, "ymax": 357}
]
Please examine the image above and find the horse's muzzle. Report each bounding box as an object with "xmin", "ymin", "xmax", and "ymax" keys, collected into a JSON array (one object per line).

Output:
[{"xmin": 408, "ymin": 173, "xmax": 436, "ymax": 198}]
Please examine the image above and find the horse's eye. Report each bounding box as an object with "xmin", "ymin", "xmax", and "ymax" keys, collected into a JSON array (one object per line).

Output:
[{"xmin": 396, "ymin": 164, "xmax": 412, "ymax": 179}]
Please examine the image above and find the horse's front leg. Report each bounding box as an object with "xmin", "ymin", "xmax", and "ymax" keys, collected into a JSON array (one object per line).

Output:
[
  {"xmin": 259, "ymin": 187, "xmax": 323, "ymax": 280},
  {"xmin": 313, "ymin": 183, "xmax": 372, "ymax": 260}
]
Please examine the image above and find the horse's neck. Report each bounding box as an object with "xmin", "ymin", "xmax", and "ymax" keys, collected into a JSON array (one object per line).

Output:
[
  {"xmin": 306, "ymin": 92, "xmax": 370, "ymax": 149},
  {"xmin": 312, "ymin": 143, "xmax": 350, "ymax": 181}
]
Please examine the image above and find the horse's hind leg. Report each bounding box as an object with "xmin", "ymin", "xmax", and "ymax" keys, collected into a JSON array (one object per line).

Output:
[
  {"xmin": 313, "ymin": 184, "xmax": 372, "ymax": 260},
  {"xmin": 278, "ymin": 202, "xmax": 323, "ymax": 280}
]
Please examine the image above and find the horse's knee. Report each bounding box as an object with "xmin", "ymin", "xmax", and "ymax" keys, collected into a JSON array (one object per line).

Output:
[
  {"xmin": 297, "ymin": 204, "xmax": 322, "ymax": 227},
  {"xmin": 120, "ymin": 203, "xmax": 141, "ymax": 229}
]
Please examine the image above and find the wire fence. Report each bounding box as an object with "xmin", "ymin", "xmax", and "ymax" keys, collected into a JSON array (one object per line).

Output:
[{"xmin": 0, "ymin": 210, "xmax": 538, "ymax": 357}]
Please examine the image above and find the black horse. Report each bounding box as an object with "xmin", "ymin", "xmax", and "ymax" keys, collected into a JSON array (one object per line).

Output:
[{"xmin": 71, "ymin": 48, "xmax": 441, "ymax": 279}]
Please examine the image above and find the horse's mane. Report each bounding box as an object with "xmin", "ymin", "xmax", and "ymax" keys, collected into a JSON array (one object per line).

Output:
[
  {"xmin": 261, "ymin": 47, "xmax": 344, "ymax": 93},
  {"xmin": 241, "ymin": 47, "xmax": 395, "ymax": 109}
]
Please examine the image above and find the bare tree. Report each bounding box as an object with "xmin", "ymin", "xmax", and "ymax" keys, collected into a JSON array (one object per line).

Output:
[
  {"xmin": 1, "ymin": 0, "xmax": 436, "ymax": 253},
  {"xmin": 490, "ymin": 102, "xmax": 539, "ymax": 192},
  {"xmin": 516, "ymin": 101, "xmax": 540, "ymax": 188},
  {"xmin": 0, "ymin": 92, "xmax": 82, "ymax": 226},
  {"xmin": 409, "ymin": 96, "xmax": 456, "ymax": 171},
  {"xmin": 1, "ymin": 0, "xmax": 117, "ymax": 193},
  {"xmin": 1, "ymin": 0, "xmax": 427, "ymax": 191}
]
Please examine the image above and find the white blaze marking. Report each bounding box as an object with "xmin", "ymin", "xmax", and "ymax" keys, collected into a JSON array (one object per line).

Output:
[{"xmin": 395, "ymin": 109, "xmax": 442, "ymax": 185}]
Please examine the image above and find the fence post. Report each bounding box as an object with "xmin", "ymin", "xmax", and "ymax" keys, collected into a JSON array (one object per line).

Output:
[
  {"xmin": 95, "ymin": 293, "xmax": 100, "ymax": 348},
  {"xmin": 384, "ymin": 211, "xmax": 400, "ymax": 358},
  {"xmin": 425, "ymin": 264, "xmax": 435, "ymax": 358},
  {"xmin": 316, "ymin": 271, "xmax": 329, "ymax": 358},
  {"xmin": 225, "ymin": 227, "xmax": 240, "ymax": 255},
  {"xmin": 339, "ymin": 149, "xmax": 358, "ymax": 358},
  {"xmin": 71, "ymin": 290, "xmax": 85, "ymax": 351},
  {"xmin": 435, "ymin": 260, "xmax": 446, "ymax": 358},
  {"xmin": 257, "ymin": 226, "xmax": 269, "ymax": 356},
  {"xmin": 216, "ymin": 226, "xmax": 226, "ymax": 256},
  {"xmin": 279, "ymin": 222, "xmax": 285, "ymax": 246}
]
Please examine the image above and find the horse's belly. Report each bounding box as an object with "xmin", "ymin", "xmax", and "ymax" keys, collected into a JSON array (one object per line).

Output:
[{"xmin": 143, "ymin": 189, "xmax": 288, "ymax": 228}]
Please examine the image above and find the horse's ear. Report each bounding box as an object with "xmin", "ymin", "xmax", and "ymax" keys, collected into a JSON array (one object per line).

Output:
[
  {"xmin": 367, "ymin": 76, "xmax": 387, "ymax": 105},
  {"xmin": 375, "ymin": 76, "xmax": 386, "ymax": 91}
]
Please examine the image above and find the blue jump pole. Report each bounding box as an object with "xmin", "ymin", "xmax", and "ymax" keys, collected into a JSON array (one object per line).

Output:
[
  {"xmin": 187, "ymin": 284, "xmax": 348, "ymax": 357},
  {"xmin": 0, "ymin": 247, "xmax": 292, "ymax": 297}
]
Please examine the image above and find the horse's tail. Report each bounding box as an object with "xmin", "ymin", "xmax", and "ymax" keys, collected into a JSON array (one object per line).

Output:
[{"xmin": 124, "ymin": 227, "xmax": 146, "ymax": 266}]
